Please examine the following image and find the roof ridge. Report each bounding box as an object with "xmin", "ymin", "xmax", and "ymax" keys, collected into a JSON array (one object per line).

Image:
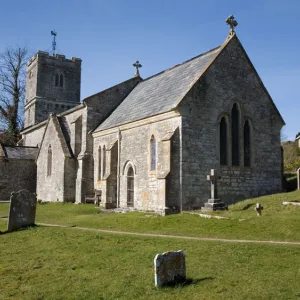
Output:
[
  {"xmin": 142, "ymin": 45, "xmax": 221, "ymax": 83},
  {"xmin": 83, "ymin": 76, "xmax": 142, "ymax": 103}
]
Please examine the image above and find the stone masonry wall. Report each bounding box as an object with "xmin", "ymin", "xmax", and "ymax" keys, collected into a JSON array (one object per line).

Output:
[
  {"xmin": 178, "ymin": 36, "xmax": 284, "ymax": 208},
  {"xmin": 75, "ymin": 77, "xmax": 141, "ymax": 203},
  {"xmin": 93, "ymin": 116, "xmax": 181, "ymax": 212},
  {"xmin": 0, "ymin": 159, "xmax": 36, "ymax": 201},
  {"xmin": 23, "ymin": 124, "xmax": 46, "ymax": 147},
  {"xmin": 36, "ymin": 119, "xmax": 67, "ymax": 202}
]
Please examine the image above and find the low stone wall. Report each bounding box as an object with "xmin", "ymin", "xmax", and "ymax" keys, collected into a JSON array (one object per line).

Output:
[{"xmin": 0, "ymin": 159, "xmax": 37, "ymax": 201}]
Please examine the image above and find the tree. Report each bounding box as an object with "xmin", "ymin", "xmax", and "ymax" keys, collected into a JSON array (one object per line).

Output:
[{"xmin": 0, "ymin": 46, "xmax": 28, "ymax": 145}]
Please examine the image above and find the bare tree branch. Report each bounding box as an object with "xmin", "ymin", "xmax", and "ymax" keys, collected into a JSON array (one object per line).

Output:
[{"xmin": 0, "ymin": 46, "xmax": 28, "ymax": 145}]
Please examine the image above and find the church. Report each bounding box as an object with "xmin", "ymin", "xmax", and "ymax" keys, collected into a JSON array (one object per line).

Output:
[{"xmin": 2, "ymin": 19, "xmax": 285, "ymax": 214}]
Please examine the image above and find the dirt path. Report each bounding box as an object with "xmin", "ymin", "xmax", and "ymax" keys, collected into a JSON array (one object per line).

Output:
[{"xmin": 37, "ymin": 223, "xmax": 300, "ymax": 246}]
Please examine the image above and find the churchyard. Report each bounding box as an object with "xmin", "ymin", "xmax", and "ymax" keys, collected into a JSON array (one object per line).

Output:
[{"xmin": 1, "ymin": 190, "xmax": 300, "ymax": 299}]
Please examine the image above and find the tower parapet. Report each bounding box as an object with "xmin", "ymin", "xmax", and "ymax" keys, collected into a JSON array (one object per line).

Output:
[{"xmin": 24, "ymin": 51, "xmax": 82, "ymax": 128}]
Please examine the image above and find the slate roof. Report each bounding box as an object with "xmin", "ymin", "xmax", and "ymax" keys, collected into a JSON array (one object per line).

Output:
[
  {"xmin": 2, "ymin": 146, "xmax": 38, "ymax": 160},
  {"xmin": 96, "ymin": 46, "xmax": 221, "ymax": 131}
]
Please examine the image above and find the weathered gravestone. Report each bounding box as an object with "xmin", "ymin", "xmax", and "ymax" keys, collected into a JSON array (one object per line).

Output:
[
  {"xmin": 255, "ymin": 203, "xmax": 263, "ymax": 216},
  {"xmin": 154, "ymin": 250, "xmax": 186, "ymax": 287},
  {"xmin": 297, "ymin": 168, "xmax": 300, "ymax": 190},
  {"xmin": 7, "ymin": 189, "xmax": 37, "ymax": 231}
]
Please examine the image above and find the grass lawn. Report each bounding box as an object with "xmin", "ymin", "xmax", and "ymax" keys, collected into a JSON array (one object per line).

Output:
[
  {"xmin": 2, "ymin": 190, "xmax": 300, "ymax": 242},
  {"xmin": 1, "ymin": 226, "xmax": 300, "ymax": 300}
]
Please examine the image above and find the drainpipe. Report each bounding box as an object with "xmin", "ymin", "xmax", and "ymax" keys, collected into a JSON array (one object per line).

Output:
[{"xmin": 117, "ymin": 128, "xmax": 121, "ymax": 208}]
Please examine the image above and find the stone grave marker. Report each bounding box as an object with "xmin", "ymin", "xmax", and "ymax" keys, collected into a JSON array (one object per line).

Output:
[
  {"xmin": 297, "ymin": 168, "xmax": 300, "ymax": 190},
  {"xmin": 202, "ymin": 169, "xmax": 227, "ymax": 211},
  {"xmin": 7, "ymin": 189, "xmax": 37, "ymax": 231},
  {"xmin": 255, "ymin": 203, "xmax": 263, "ymax": 216},
  {"xmin": 154, "ymin": 250, "xmax": 186, "ymax": 287}
]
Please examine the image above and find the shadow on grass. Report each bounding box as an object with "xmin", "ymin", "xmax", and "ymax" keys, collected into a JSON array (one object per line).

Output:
[
  {"xmin": 241, "ymin": 203, "xmax": 254, "ymax": 210},
  {"xmin": 0, "ymin": 224, "xmax": 37, "ymax": 235},
  {"xmin": 161, "ymin": 277, "xmax": 215, "ymax": 288}
]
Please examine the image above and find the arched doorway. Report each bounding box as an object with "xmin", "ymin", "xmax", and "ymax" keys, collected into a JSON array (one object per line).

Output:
[{"xmin": 127, "ymin": 166, "xmax": 134, "ymax": 207}]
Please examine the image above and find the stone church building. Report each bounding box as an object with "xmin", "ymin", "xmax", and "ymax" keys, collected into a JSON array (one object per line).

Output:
[{"xmin": 1, "ymin": 27, "xmax": 285, "ymax": 214}]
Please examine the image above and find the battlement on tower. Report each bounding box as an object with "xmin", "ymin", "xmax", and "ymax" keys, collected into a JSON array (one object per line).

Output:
[{"xmin": 27, "ymin": 51, "xmax": 81, "ymax": 67}]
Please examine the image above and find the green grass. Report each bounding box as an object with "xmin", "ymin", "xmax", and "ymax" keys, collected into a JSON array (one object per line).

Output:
[
  {"xmin": 1, "ymin": 226, "xmax": 300, "ymax": 300},
  {"xmin": 1, "ymin": 190, "xmax": 300, "ymax": 242}
]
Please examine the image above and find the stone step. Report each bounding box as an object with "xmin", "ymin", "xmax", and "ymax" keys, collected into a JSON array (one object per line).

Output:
[{"xmin": 202, "ymin": 200, "xmax": 228, "ymax": 211}]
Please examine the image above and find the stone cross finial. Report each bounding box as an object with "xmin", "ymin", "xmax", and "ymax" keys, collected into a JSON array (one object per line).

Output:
[
  {"xmin": 226, "ymin": 15, "xmax": 238, "ymax": 36},
  {"xmin": 133, "ymin": 60, "xmax": 142, "ymax": 77}
]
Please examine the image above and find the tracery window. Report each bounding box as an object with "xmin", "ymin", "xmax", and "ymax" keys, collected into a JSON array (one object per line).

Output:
[
  {"xmin": 244, "ymin": 120, "xmax": 251, "ymax": 167},
  {"xmin": 231, "ymin": 104, "xmax": 240, "ymax": 166},
  {"xmin": 47, "ymin": 145, "xmax": 52, "ymax": 176},
  {"xmin": 220, "ymin": 117, "xmax": 228, "ymax": 166},
  {"xmin": 150, "ymin": 135, "xmax": 156, "ymax": 171}
]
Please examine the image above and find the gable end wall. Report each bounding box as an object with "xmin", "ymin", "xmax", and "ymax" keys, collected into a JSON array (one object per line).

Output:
[{"xmin": 179, "ymin": 36, "xmax": 283, "ymax": 208}]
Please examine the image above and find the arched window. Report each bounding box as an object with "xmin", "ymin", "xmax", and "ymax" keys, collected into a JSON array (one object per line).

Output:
[
  {"xmin": 244, "ymin": 120, "xmax": 251, "ymax": 167},
  {"xmin": 150, "ymin": 135, "xmax": 156, "ymax": 171},
  {"xmin": 231, "ymin": 104, "xmax": 240, "ymax": 166},
  {"xmin": 47, "ymin": 145, "xmax": 52, "ymax": 176},
  {"xmin": 220, "ymin": 117, "xmax": 228, "ymax": 166},
  {"xmin": 28, "ymin": 108, "xmax": 31, "ymax": 125},
  {"xmin": 55, "ymin": 74, "xmax": 59, "ymax": 87},
  {"xmin": 103, "ymin": 145, "xmax": 106, "ymax": 177},
  {"xmin": 98, "ymin": 146, "xmax": 101, "ymax": 180},
  {"xmin": 127, "ymin": 166, "xmax": 134, "ymax": 207},
  {"xmin": 60, "ymin": 74, "xmax": 64, "ymax": 87}
]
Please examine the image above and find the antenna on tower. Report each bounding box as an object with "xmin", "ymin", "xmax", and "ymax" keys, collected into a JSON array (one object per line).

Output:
[{"xmin": 51, "ymin": 30, "xmax": 57, "ymax": 56}]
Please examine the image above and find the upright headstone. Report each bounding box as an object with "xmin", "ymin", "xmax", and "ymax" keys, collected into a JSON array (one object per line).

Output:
[
  {"xmin": 297, "ymin": 168, "xmax": 300, "ymax": 190},
  {"xmin": 7, "ymin": 189, "xmax": 37, "ymax": 231},
  {"xmin": 154, "ymin": 250, "xmax": 186, "ymax": 287},
  {"xmin": 202, "ymin": 169, "xmax": 227, "ymax": 211},
  {"xmin": 255, "ymin": 203, "xmax": 263, "ymax": 216}
]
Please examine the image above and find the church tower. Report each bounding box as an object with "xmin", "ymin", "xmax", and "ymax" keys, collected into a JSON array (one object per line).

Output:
[{"xmin": 24, "ymin": 51, "xmax": 81, "ymax": 128}]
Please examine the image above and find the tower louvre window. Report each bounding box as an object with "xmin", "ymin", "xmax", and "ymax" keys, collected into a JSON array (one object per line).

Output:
[
  {"xmin": 55, "ymin": 73, "xmax": 59, "ymax": 87},
  {"xmin": 60, "ymin": 74, "xmax": 63, "ymax": 87}
]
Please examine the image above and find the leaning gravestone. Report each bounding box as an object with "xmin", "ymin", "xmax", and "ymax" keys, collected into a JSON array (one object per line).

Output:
[
  {"xmin": 154, "ymin": 250, "xmax": 186, "ymax": 287},
  {"xmin": 7, "ymin": 189, "xmax": 37, "ymax": 232}
]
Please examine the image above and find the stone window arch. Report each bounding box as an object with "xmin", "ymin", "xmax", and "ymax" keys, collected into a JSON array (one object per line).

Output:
[
  {"xmin": 219, "ymin": 116, "xmax": 228, "ymax": 166},
  {"xmin": 54, "ymin": 71, "xmax": 64, "ymax": 88},
  {"xmin": 103, "ymin": 145, "xmax": 106, "ymax": 177},
  {"xmin": 231, "ymin": 103, "xmax": 241, "ymax": 166},
  {"xmin": 47, "ymin": 145, "xmax": 52, "ymax": 176},
  {"xmin": 150, "ymin": 135, "xmax": 156, "ymax": 171},
  {"xmin": 127, "ymin": 166, "xmax": 134, "ymax": 207},
  {"xmin": 244, "ymin": 119, "xmax": 252, "ymax": 167},
  {"xmin": 98, "ymin": 146, "xmax": 101, "ymax": 180}
]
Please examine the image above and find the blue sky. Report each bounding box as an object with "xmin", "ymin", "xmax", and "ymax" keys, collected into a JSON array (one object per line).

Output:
[{"xmin": 0, "ymin": 0, "xmax": 299, "ymax": 139}]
